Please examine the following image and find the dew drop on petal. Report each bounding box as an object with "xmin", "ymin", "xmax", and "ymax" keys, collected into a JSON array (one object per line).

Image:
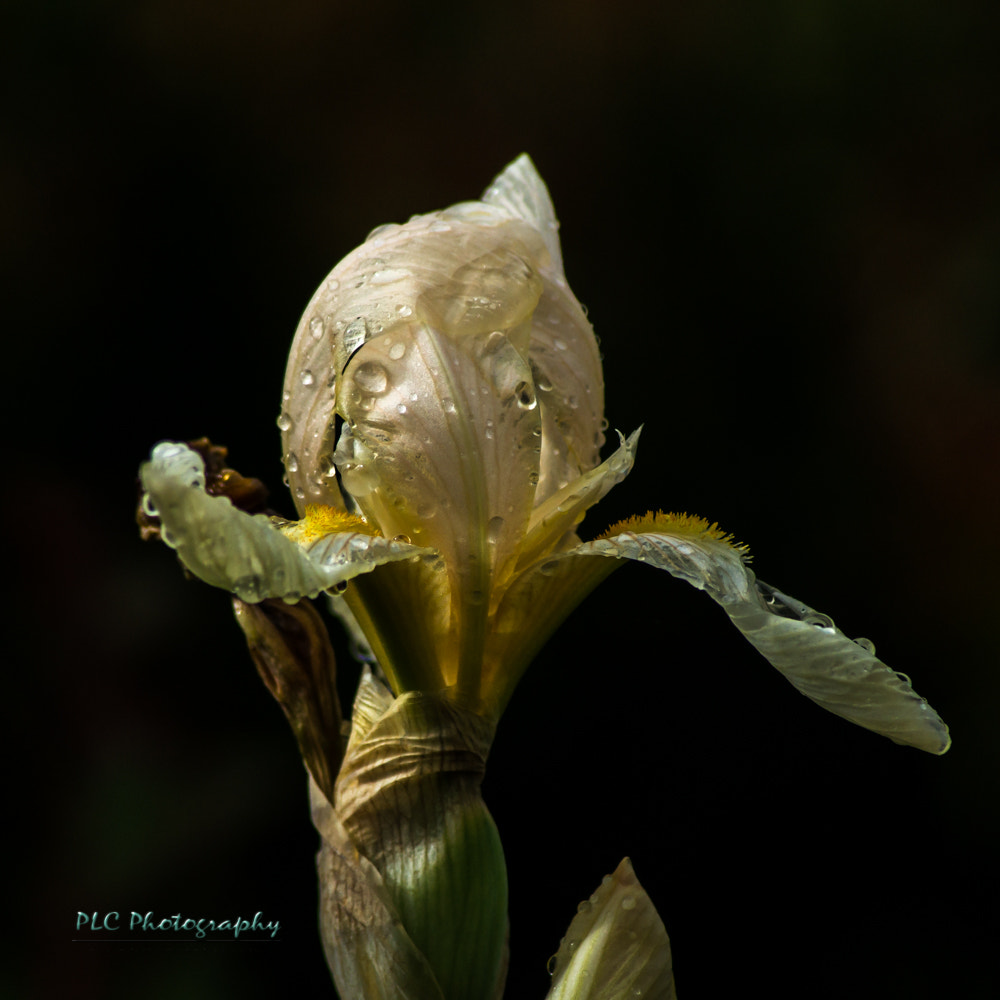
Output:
[
  {"xmin": 487, "ymin": 515, "xmax": 504, "ymax": 545},
  {"xmin": 234, "ymin": 575, "xmax": 265, "ymax": 603},
  {"xmin": 309, "ymin": 316, "xmax": 324, "ymax": 339},
  {"xmin": 286, "ymin": 452, "xmax": 299, "ymax": 473},
  {"xmin": 515, "ymin": 381, "xmax": 537, "ymax": 409},
  {"xmin": 353, "ymin": 361, "xmax": 390, "ymax": 395},
  {"xmin": 277, "ymin": 411, "xmax": 293, "ymax": 431},
  {"xmin": 300, "ymin": 369, "xmax": 315, "ymax": 386},
  {"xmin": 388, "ymin": 341, "xmax": 406, "ymax": 360},
  {"xmin": 370, "ymin": 267, "xmax": 411, "ymax": 285}
]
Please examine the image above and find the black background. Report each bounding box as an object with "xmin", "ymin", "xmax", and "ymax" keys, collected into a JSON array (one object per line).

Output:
[{"xmin": 7, "ymin": 2, "xmax": 999, "ymax": 997}]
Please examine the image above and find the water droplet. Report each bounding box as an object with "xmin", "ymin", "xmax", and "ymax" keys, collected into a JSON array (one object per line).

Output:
[
  {"xmin": 331, "ymin": 580, "xmax": 348, "ymax": 595},
  {"xmin": 286, "ymin": 452, "xmax": 299, "ymax": 473},
  {"xmin": 546, "ymin": 955, "xmax": 558, "ymax": 976},
  {"xmin": 353, "ymin": 361, "xmax": 390, "ymax": 394},
  {"xmin": 234, "ymin": 575, "xmax": 265, "ymax": 602},
  {"xmin": 480, "ymin": 330, "xmax": 507, "ymax": 356},
  {"xmin": 804, "ymin": 612, "xmax": 835, "ymax": 629},
  {"xmin": 395, "ymin": 303, "xmax": 413, "ymax": 317},
  {"xmin": 300, "ymin": 369, "xmax": 315, "ymax": 386},
  {"xmin": 309, "ymin": 316, "xmax": 324, "ymax": 339},
  {"xmin": 554, "ymin": 338, "xmax": 567, "ymax": 351},
  {"xmin": 539, "ymin": 559, "xmax": 559, "ymax": 576},
  {"xmin": 443, "ymin": 398, "xmax": 457, "ymax": 414},
  {"xmin": 141, "ymin": 494, "xmax": 158, "ymax": 517},
  {"xmin": 392, "ymin": 533, "xmax": 411, "ymax": 545},
  {"xmin": 371, "ymin": 267, "xmax": 411, "ymax": 285},
  {"xmin": 484, "ymin": 419, "xmax": 495, "ymax": 440},
  {"xmin": 576, "ymin": 899, "xmax": 592, "ymax": 914},
  {"xmin": 854, "ymin": 636, "xmax": 876, "ymax": 654},
  {"xmin": 388, "ymin": 341, "xmax": 406, "ymax": 360},
  {"xmin": 326, "ymin": 278, "xmax": 340, "ymax": 291},
  {"xmin": 515, "ymin": 381, "xmax": 537, "ymax": 409},
  {"xmin": 396, "ymin": 403, "xmax": 407, "ymax": 414},
  {"xmin": 528, "ymin": 471, "xmax": 539, "ymax": 485},
  {"xmin": 621, "ymin": 896, "xmax": 636, "ymax": 911},
  {"xmin": 487, "ymin": 516, "xmax": 505, "ymax": 545},
  {"xmin": 277, "ymin": 411, "xmax": 293, "ymax": 431}
]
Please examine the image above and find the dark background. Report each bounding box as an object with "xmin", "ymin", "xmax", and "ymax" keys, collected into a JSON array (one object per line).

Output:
[{"xmin": 7, "ymin": 1, "xmax": 999, "ymax": 997}]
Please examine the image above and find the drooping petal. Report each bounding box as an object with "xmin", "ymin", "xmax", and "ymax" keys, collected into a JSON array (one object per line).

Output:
[
  {"xmin": 596, "ymin": 514, "xmax": 951, "ymax": 752},
  {"xmin": 503, "ymin": 512, "xmax": 950, "ymax": 753},
  {"xmin": 139, "ymin": 442, "xmax": 436, "ymax": 604},
  {"xmin": 545, "ymin": 858, "xmax": 676, "ymax": 1000}
]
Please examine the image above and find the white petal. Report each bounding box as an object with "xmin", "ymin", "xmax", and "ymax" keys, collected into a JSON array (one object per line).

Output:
[
  {"xmin": 481, "ymin": 153, "xmax": 564, "ymax": 274},
  {"xmin": 483, "ymin": 155, "xmax": 606, "ymax": 499},
  {"xmin": 139, "ymin": 442, "xmax": 435, "ymax": 603},
  {"xmin": 518, "ymin": 519, "xmax": 950, "ymax": 754},
  {"xmin": 599, "ymin": 529, "xmax": 950, "ymax": 753}
]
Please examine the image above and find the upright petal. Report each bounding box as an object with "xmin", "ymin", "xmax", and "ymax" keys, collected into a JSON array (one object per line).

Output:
[{"xmin": 483, "ymin": 155, "xmax": 606, "ymax": 499}]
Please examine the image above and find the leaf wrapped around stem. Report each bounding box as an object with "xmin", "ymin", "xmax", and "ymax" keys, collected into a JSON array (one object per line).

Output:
[{"xmin": 314, "ymin": 669, "xmax": 509, "ymax": 1000}]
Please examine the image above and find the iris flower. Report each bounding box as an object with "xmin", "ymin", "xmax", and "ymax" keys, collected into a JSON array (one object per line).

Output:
[{"xmin": 139, "ymin": 156, "xmax": 949, "ymax": 1000}]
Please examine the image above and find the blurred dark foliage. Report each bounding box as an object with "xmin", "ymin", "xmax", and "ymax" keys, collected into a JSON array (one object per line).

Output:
[{"xmin": 5, "ymin": 1, "xmax": 999, "ymax": 997}]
